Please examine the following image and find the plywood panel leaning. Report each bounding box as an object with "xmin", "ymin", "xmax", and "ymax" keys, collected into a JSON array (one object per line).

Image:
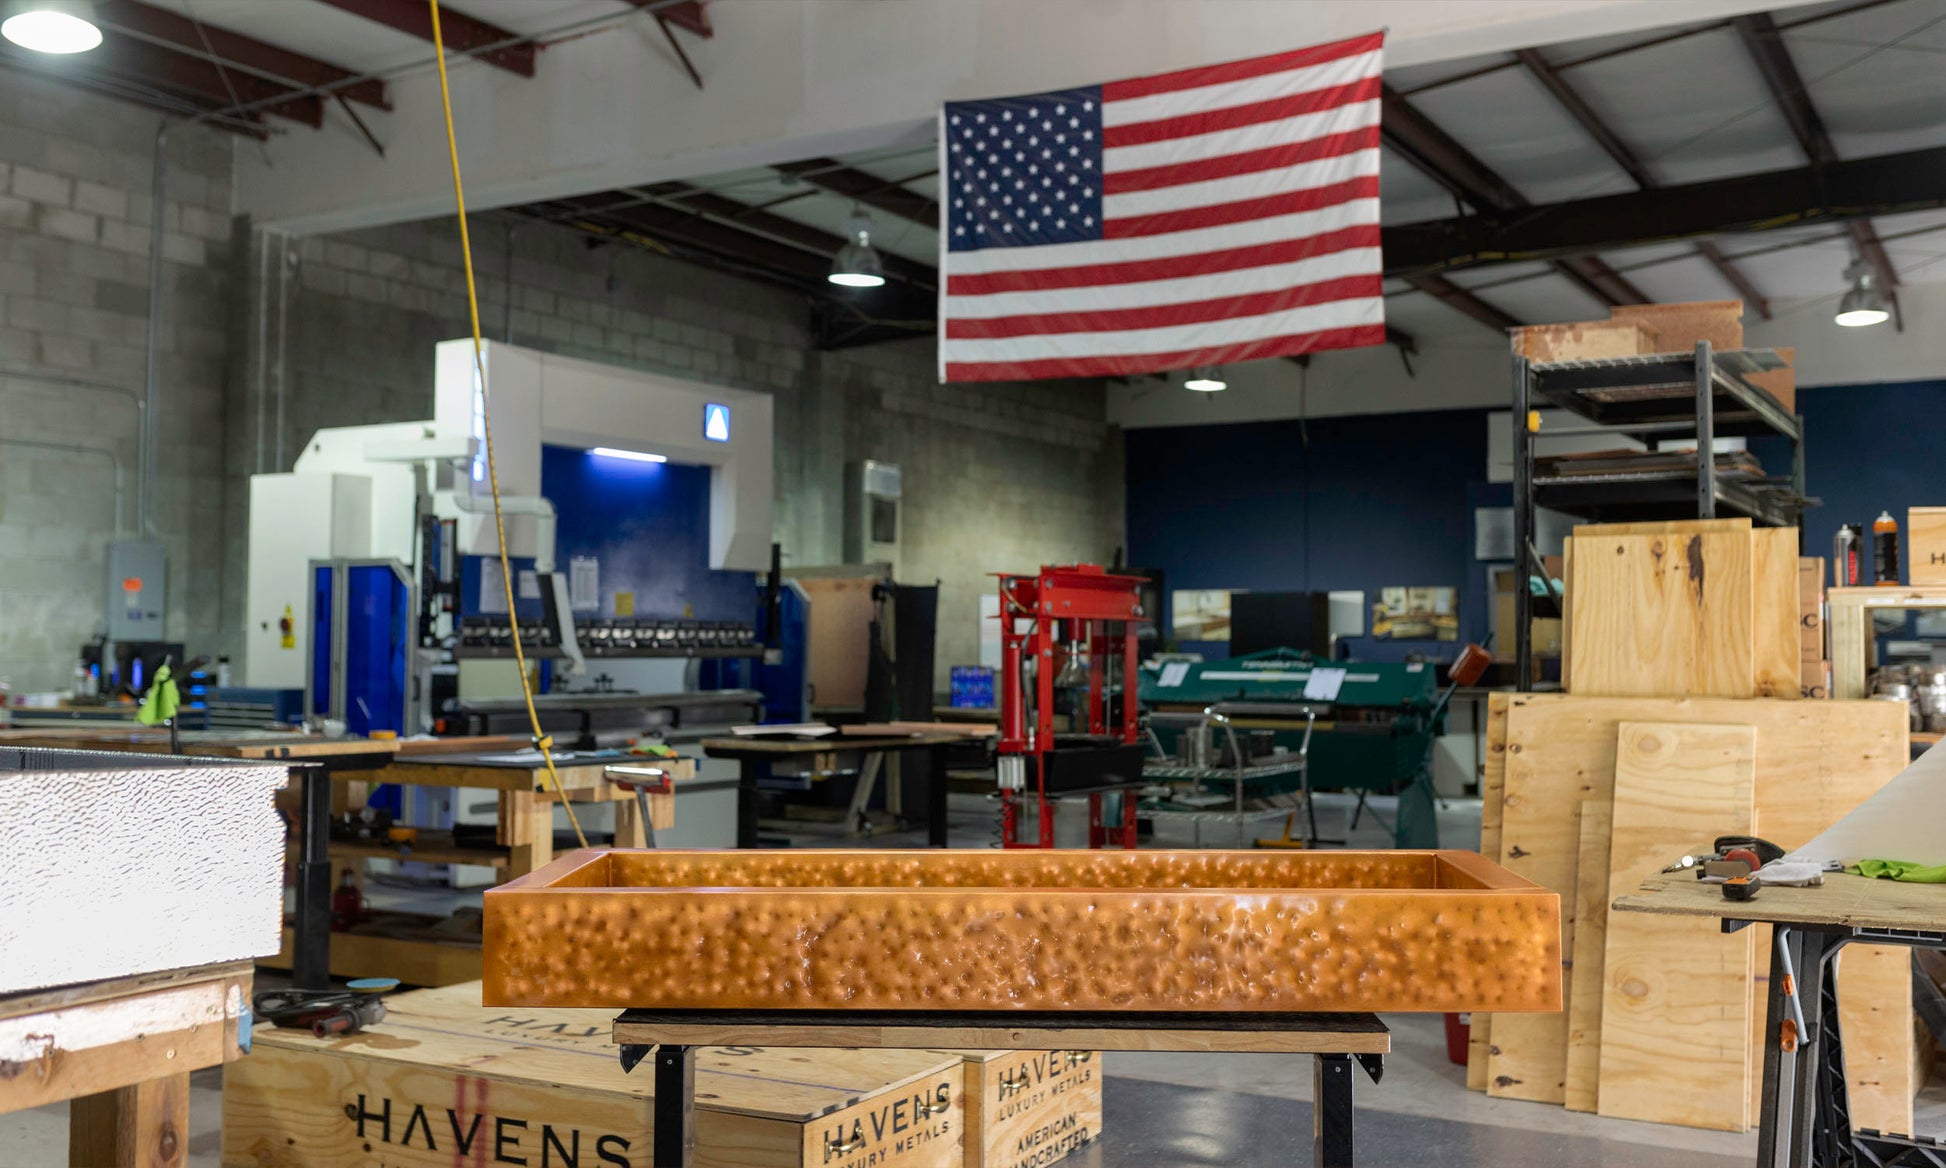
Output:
[
  {"xmin": 1466, "ymin": 693, "xmax": 1512, "ymax": 1092},
  {"xmin": 1487, "ymin": 693, "xmax": 1911, "ymax": 1127},
  {"xmin": 1563, "ymin": 799, "xmax": 1613, "ymax": 1114},
  {"xmin": 1752, "ymin": 526, "xmax": 1803, "ymax": 699},
  {"xmin": 1597, "ymin": 722, "xmax": 1756, "ymax": 1131}
]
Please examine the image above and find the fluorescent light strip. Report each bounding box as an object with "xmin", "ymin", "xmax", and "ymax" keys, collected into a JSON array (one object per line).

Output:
[{"xmin": 590, "ymin": 447, "xmax": 668, "ymax": 463}]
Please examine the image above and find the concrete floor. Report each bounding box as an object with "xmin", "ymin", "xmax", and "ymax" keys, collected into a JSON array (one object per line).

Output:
[{"xmin": 7, "ymin": 791, "xmax": 1940, "ymax": 1165}]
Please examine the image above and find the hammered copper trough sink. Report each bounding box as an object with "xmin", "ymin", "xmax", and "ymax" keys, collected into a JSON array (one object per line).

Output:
[{"xmin": 482, "ymin": 848, "xmax": 1560, "ymax": 1013}]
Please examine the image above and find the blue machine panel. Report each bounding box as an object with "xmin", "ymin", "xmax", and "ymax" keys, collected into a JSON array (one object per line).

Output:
[
  {"xmin": 538, "ymin": 444, "xmax": 755, "ymax": 621},
  {"xmin": 311, "ymin": 561, "xmax": 410, "ymax": 737},
  {"xmin": 344, "ymin": 563, "xmax": 410, "ymax": 737}
]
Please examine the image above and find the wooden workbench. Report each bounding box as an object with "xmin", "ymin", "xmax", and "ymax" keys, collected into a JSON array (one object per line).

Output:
[
  {"xmin": 1614, "ymin": 872, "xmax": 1946, "ymax": 1166},
  {"xmin": 699, "ymin": 733, "xmax": 969, "ymax": 847},
  {"xmin": 0, "ymin": 961, "xmax": 252, "ymax": 1167},
  {"xmin": 256, "ymin": 750, "xmax": 687, "ymax": 987},
  {"xmin": 0, "ymin": 729, "xmax": 685, "ymax": 988}
]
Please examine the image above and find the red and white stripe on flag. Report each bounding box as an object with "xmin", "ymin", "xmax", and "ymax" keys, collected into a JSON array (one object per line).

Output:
[{"xmin": 938, "ymin": 31, "xmax": 1386, "ymax": 383}]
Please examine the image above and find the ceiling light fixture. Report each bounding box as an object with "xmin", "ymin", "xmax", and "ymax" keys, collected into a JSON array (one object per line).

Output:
[
  {"xmin": 828, "ymin": 211, "xmax": 886, "ymax": 288},
  {"xmin": 1834, "ymin": 259, "xmax": 1890, "ymax": 328},
  {"xmin": 590, "ymin": 447, "xmax": 667, "ymax": 464},
  {"xmin": 1183, "ymin": 366, "xmax": 1227, "ymax": 392},
  {"xmin": 1, "ymin": 0, "xmax": 100, "ymax": 53}
]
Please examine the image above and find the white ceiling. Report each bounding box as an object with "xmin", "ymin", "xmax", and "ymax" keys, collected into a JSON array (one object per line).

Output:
[
  {"xmin": 144, "ymin": 0, "xmax": 640, "ymax": 77},
  {"xmin": 42, "ymin": 0, "xmax": 1946, "ymax": 345},
  {"xmin": 679, "ymin": 0, "xmax": 1946, "ymax": 344}
]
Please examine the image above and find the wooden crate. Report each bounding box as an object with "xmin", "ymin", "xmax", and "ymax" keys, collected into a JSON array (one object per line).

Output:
[
  {"xmin": 1563, "ymin": 520, "xmax": 1798, "ymax": 699},
  {"xmin": 950, "ymin": 1050, "xmax": 1102, "ymax": 1168},
  {"xmin": 1513, "ymin": 319, "xmax": 1658, "ymax": 363},
  {"xmin": 1610, "ymin": 300, "xmax": 1744, "ymax": 353},
  {"xmin": 1908, "ymin": 508, "xmax": 1946, "ymax": 585},
  {"xmin": 1801, "ymin": 557, "xmax": 1826, "ymax": 661},
  {"xmin": 222, "ymin": 983, "xmax": 967, "ymax": 1168}
]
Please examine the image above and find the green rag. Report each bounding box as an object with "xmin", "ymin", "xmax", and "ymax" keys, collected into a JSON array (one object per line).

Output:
[
  {"xmin": 136, "ymin": 662, "xmax": 179, "ymax": 727},
  {"xmin": 1853, "ymin": 858, "xmax": 1946, "ymax": 883}
]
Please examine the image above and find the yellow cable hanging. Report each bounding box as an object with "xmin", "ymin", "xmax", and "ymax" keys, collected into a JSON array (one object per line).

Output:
[{"xmin": 428, "ymin": 0, "xmax": 587, "ymax": 848}]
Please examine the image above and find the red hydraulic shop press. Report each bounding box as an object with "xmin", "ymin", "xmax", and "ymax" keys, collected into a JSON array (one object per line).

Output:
[{"xmin": 995, "ymin": 564, "xmax": 1150, "ymax": 848}]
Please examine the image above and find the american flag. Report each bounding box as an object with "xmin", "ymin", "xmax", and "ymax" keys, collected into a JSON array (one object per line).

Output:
[{"xmin": 937, "ymin": 32, "xmax": 1386, "ymax": 383}]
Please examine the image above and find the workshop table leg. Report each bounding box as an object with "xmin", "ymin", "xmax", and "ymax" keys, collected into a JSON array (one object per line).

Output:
[
  {"xmin": 1313, "ymin": 1053, "xmax": 1354, "ymax": 1168},
  {"xmin": 291, "ymin": 764, "xmax": 332, "ymax": 990},
  {"xmin": 737, "ymin": 759, "xmax": 764, "ymax": 848},
  {"xmin": 926, "ymin": 744, "xmax": 949, "ymax": 847},
  {"xmin": 655, "ymin": 1044, "xmax": 696, "ymax": 1168},
  {"xmin": 69, "ymin": 1072, "xmax": 189, "ymax": 1168},
  {"xmin": 613, "ymin": 789, "xmax": 649, "ymax": 849},
  {"xmin": 500, "ymin": 789, "xmax": 555, "ymax": 877}
]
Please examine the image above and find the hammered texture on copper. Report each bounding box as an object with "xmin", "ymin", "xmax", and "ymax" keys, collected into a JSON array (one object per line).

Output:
[
  {"xmin": 608, "ymin": 849, "xmax": 1447, "ymax": 890},
  {"xmin": 484, "ymin": 851, "xmax": 1560, "ymax": 1014}
]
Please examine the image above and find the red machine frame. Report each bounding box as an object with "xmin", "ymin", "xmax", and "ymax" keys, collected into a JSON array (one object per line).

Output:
[{"xmin": 995, "ymin": 563, "xmax": 1149, "ymax": 848}]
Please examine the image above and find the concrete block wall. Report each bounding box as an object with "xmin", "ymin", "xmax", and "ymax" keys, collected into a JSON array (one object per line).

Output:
[
  {"xmin": 0, "ymin": 71, "xmax": 236, "ymax": 694},
  {"xmin": 237, "ymin": 214, "xmax": 1123, "ymax": 688}
]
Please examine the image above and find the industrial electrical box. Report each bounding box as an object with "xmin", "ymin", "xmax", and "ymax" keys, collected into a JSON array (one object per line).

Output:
[
  {"xmin": 844, "ymin": 460, "xmax": 901, "ymax": 573},
  {"xmin": 103, "ymin": 539, "xmax": 166, "ymax": 640}
]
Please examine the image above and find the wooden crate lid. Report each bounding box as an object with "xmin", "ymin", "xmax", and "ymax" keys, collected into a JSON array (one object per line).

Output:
[{"xmin": 249, "ymin": 982, "xmax": 962, "ymax": 1124}]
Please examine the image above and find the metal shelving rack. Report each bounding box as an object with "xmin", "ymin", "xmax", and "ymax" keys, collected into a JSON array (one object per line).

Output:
[{"xmin": 1511, "ymin": 340, "xmax": 1809, "ymax": 688}]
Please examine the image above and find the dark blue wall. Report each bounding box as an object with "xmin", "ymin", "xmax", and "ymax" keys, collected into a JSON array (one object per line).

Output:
[
  {"xmin": 1756, "ymin": 380, "xmax": 1946, "ymax": 574},
  {"xmin": 1129, "ymin": 379, "xmax": 1946, "ymax": 665},
  {"xmin": 1125, "ymin": 408, "xmax": 1499, "ymax": 663}
]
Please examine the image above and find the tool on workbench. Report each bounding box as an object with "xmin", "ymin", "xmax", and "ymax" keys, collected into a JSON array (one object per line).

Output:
[
  {"xmin": 606, "ymin": 764, "xmax": 671, "ymax": 848},
  {"xmin": 1724, "ymin": 873, "xmax": 1762, "ymax": 901},
  {"xmin": 254, "ymin": 979, "xmax": 399, "ymax": 1038}
]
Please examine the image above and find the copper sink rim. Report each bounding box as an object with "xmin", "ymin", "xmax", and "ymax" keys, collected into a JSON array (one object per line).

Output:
[{"xmin": 494, "ymin": 846, "xmax": 1542, "ymax": 894}]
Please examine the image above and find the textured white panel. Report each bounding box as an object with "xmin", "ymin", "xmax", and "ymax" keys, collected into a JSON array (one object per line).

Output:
[{"xmin": 0, "ymin": 761, "xmax": 289, "ymax": 994}]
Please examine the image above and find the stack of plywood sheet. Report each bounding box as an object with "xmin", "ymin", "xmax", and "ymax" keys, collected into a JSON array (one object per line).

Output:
[{"xmin": 1466, "ymin": 517, "xmax": 1918, "ymax": 1132}]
